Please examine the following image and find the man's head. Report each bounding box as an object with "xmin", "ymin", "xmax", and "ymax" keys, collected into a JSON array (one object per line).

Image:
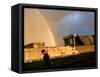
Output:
[{"xmin": 41, "ymin": 49, "xmax": 47, "ymax": 55}]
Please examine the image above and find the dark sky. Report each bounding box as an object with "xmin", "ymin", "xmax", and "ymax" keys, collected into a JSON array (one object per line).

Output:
[
  {"xmin": 39, "ymin": 9, "xmax": 94, "ymax": 46},
  {"xmin": 39, "ymin": 9, "xmax": 94, "ymax": 35}
]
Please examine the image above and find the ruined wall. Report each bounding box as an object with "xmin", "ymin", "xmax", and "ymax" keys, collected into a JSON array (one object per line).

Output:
[{"xmin": 24, "ymin": 45, "xmax": 94, "ymax": 63}]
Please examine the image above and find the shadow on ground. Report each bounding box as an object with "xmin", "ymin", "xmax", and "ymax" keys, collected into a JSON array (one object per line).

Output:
[{"xmin": 23, "ymin": 52, "xmax": 96, "ymax": 71}]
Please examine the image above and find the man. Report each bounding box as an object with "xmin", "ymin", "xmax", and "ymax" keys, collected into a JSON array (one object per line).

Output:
[{"xmin": 41, "ymin": 49, "xmax": 50, "ymax": 68}]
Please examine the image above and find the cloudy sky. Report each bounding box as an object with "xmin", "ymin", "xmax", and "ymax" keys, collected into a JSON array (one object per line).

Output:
[{"xmin": 24, "ymin": 8, "xmax": 94, "ymax": 46}]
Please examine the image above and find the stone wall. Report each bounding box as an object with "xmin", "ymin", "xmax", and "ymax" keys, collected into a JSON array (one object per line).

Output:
[{"xmin": 24, "ymin": 45, "xmax": 94, "ymax": 63}]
